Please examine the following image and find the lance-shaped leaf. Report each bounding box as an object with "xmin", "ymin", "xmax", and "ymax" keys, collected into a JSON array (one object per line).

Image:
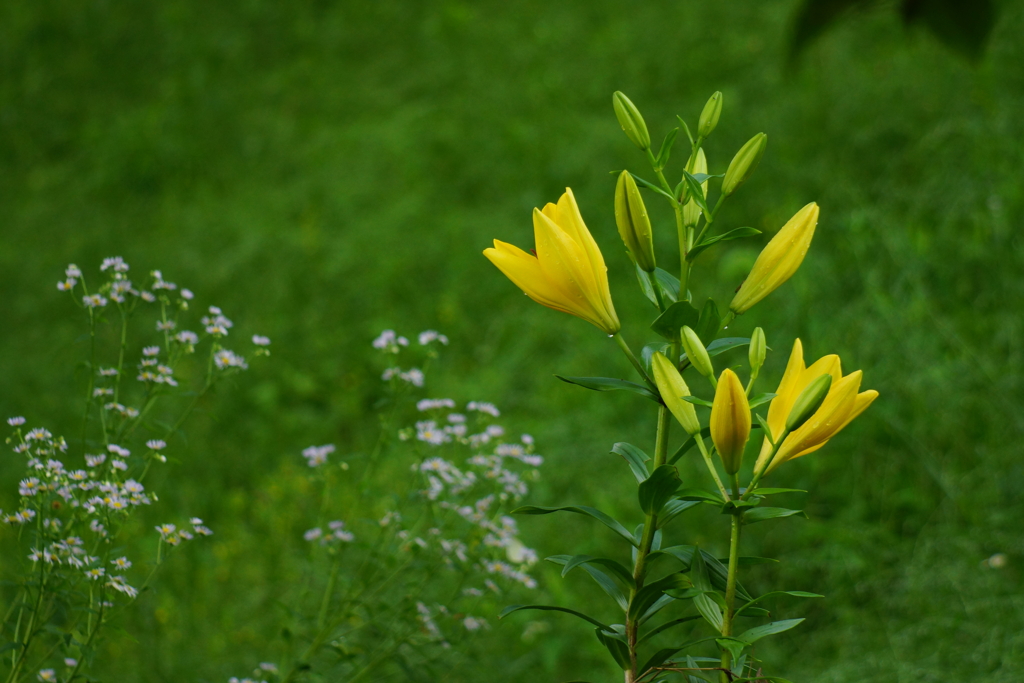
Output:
[
  {"xmin": 690, "ymin": 547, "xmax": 723, "ymax": 632},
  {"xmin": 687, "ymin": 227, "xmax": 762, "ymax": 262},
  {"xmin": 655, "ymin": 128, "xmax": 679, "ymax": 170},
  {"xmin": 550, "ymin": 554, "xmax": 637, "ymax": 590},
  {"xmin": 639, "ymin": 464, "xmax": 682, "ymax": 515},
  {"xmin": 717, "ymin": 637, "xmax": 747, "ymax": 664},
  {"xmin": 628, "ymin": 172, "xmax": 676, "ymax": 201},
  {"xmin": 682, "ymin": 395, "xmax": 714, "ymax": 408},
  {"xmin": 735, "ymin": 591, "xmax": 821, "ymax": 617},
  {"xmin": 512, "ymin": 505, "xmax": 638, "ymax": 547},
  {"xmin": 742, "ymin": 507, "xmax": 807, "ymax": 525},
  {"xmin": 595, "ymin": 627, "xmax": 632, "ymax": 670},
  {"xmin": 544, "ymin": 558, "xmax": 628, "ymax": 611},
  {"xmin": 676, "ymin": 488, "xmax": 726, "ymax": 505},
  {"xmin": 638, "ymin": 593, "xmax": 676, "ymax": 625},
  {"xmin": 499, "ymin": 604, "xmax": 610, "ymax": 630},
  {"xmin": 628, "ymin": 573, "xmax": 692, "ymax": 621},
  {"xmin": 611, "ymin": 442, "xmax": 650, "ymax": 483},
  {"xmin": 651, "ymin": 300, "xmax": 701, "ymax": 341},
  {"xmin": 556, "ymin": 375, "xmax": 659, "ymax": 402},
  {"xmin": 750, "ymin": 488, "xmax": 806, "ymax": 496},
  {"xmin": 654, "ymin": 545, "xmax": 753, "ymax": 601},
  {"xmin": 748, "ymin": 392, "xmax": 778, "ymax": 409},
  {"xmin": 636, "ymin": 615, "xmax": 702, "ymax": 645},
  {"xmin": 680, "ymin": 170, "xmax": 712, "ymax": 216},
  {"xmin": 694, "ymin": 299, "xmax": 721, "ymax": 344},
  {"xmin": 736, "ymin": 618, "xmax": 805, "ymax": 644},
  {"xmin": 658, "ymin": 498, "xmax": 700, "ymax": 528}
]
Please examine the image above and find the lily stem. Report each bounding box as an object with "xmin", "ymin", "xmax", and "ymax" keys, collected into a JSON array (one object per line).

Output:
[{"xmin": 613, "ymin": 333, "xmax": 655, "ymax": 389}]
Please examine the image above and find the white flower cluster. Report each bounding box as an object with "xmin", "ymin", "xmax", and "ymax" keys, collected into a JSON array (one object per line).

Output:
[
  {"xmin": 301, "ymin": 444, "xmax": 336, "ymax": 468},
  {"xmin": 303, "ymin": 520, "xmax": 355, "ymax": 545},
  {"xmin": 227, "ymin": 662, "xmax": 277, "ymax": 683}
]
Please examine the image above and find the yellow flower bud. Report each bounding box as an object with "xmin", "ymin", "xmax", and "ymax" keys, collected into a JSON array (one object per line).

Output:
[
  {"xmin": 729, "ymin": 202, "xmax": 819, "ymax": 315},
  {"xmin": 484, "ymin": 189, "xmax": 620, "ymax": 335},
  {"xmin": 784, "ymin": 373, "xmax": 832, "ymax": 431},
  {"xmin": 614, "ymin": 171, "xmax": 656, "ymax": 272},
  {"xmin": 748, "ymin": 327, "xmax": 766, "ymax": 377},
  {"xmin": 651, "ymin": 352, "xmax": 701, "ymax": 435},
  {"xmin": 721, "ymin": 132, "xmax": 767, "ymax": 197},
  {"xmin": 681, "ymin": 148, "xmax": 707, "ymax": 229},
  {"xmin": 680, "ymin": 326, "xmax": 713, "ymax": 379},
  {"xmin": 697, "ymin": 91, "xmax": 723, "ymax": 139},
  {"xmin": 710, "ymin": 369, "xmax": 750, "ymax": 475},
  {"xmin": 612, "ymin": 91, "xmax": 651, "ymax": 151}
]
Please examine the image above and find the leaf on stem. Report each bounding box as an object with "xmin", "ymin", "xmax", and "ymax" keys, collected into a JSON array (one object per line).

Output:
[
  {"xmin": 736, "ymin": 618, "xmax": 805, "ymax": 643},
  {"xmin": 742, "ymin": 507, "xmax": 807, "ymax": 525},
  {"xmin": 748, "ymin": 392, "xmax": 777, "ymax": 409},
  {"xmin": 656, "ymin": 128, "xmax": 679, "ymax": 170},
  {"xmin": 651, "ymin": 301, "xmax": 700, "ymax": 341},
  {"xmin": 512, "ymin": 505, "xmax": 639, "ymax": 547},
  {"xmin": 498, "ymin": 604, "xmax": 610, "ymax": 630},
  {"xmin": 555, "ymin": 375, "xmax": 660, "ymax": 403},
  {"xmin": 611, "ymin": 442, "xmax": 651, "ymax": 483},
  {"xmin": 550, "ymin": 554, "xmax": 637, "ymax": 590},
  {"xmin": 594, "ymin": 627, "xmax": 632, "ymax": 670},
  {"xmin": 639, "ymin": 464, "xmax": 682, "ymax": 515},
  {"xmin": 681, "ymin": 170, "xmax": 712, "ymax": 216},
  {"xmin": 686, "ymin": 227, "xmax": 762, "ymax": 262},
  {"xmin": 693, "ymin": 299, "xmax": 721, "ymax": 344},
  {"xmin": 628, "ymin": 172, "xmax": 676, "ymax": 201}
]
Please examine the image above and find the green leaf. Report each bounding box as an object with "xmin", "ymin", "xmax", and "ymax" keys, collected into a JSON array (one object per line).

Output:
[
  {"xmin": 667, "ymin": 427, "xmax": 711, "ymax": 465},
  {"xmin": 656, "ymin": 128, "xmax": 679, "ymax": 170},
  {"xmin": 693, "ymin": 299, "xmax": 721, "ymax": 344},
  {"xmin": 628, "ymin": 573, "xmax": 692, "ymax": 621},
  {"xmin": 752, "ymin": 488, "xmax": 806, "ymax": 496},
  {"xmin": 499, "ymin": 604, "xmax": 610, "ymax": 630},
  {"xmin": 742, "ymin": 507, "xmax": 807, "ymax": 525},
  {"xmin": 682, "ymin": 395, "xmax": 713, "ymax": 408},
  {"xmin": 654, "ymin": 268, "xmax": 682, "ymax": 302},
  {"xmin": 636, "ymin": 264, "xmax": 659, "ymax": 307},
  {"xmin": 735, "ymin": 591, "xmax": 821, "ymax": 617},
  {"xmin": 748, "ymin": 392, "xmax": 777, "ymax": 409},
  {"xmin": 544, "ymin": 555, "xmax": 628, "ymax": 610},
  {"xmin": 639, "ymin": 594, "xmax": 676, "ymax": 624},
  {"xmin": 595, "ymin": 627, "xmax": 632, "ymax": 669},
  {"xmin": 512, "ymin": 505, "xmax": 639, "ymax": 547},
  {"xmin": 689, "ymin": 172, "xmax": 724, "ymax": 183},
  {"xmin": 554, "ymin": 555, "xmax": 637, "ymax": 590},
  {"xmin": 555, "ymin": 375, "xmax": 659, "ymax": 402},
  {"xmin": 736, "ymin": 618, "xmax": 805, "ymax": 643},
  {"xmin": 658, "ymin": 498, "xmax": 700, "ymax": 527},
  {"xmin": 677, "ymin": 115, "xmax": 695, "ymax": 146},
  {"xmin": 641, "ymin": 342, "xmax": 671, "ymax": 376},
  {"xmin": 639, "ymin": 464, "xmax": 682, "ymax": 515},
  {"xmin": 654, "ymin": 546, "xmax": 753, "ymax": 601},
  {"xmin": 689, "ymin": 547, "xmax": 723, "ymax": 632},
  {"xmin": 753, "ymin": 413, "xmax": 775, "ymax": 444},
  {"xmin": 687, "ymin": 227, "xmax": 762, "ymax": 262},
  {"xmin": 721, "ymin": 499, "xmax": 761, "ymax": 513},
  {"xmin": 706, "ymin": 337, "xmax": 751, "ymax": 357},
  {"xmin": 676, "ymin": 489, "xmax": 725, "ymax": 505},
  {"xmin": 681, "ymin": 170, "xmax": 711, "ymax": 216},
  {"xmin": 636, "ymin": 615, "xmax": 702, "ymax": 645},
  {"xmin": 629, "ymin": 172, "xmax": 676, "ymax": 201},
  {"xmin": 611, "ymin": 442, "xmax": 651, "ymax": 483},
  {"xmin": 716, "ymin": 637, "xmax": 747, "ymax": 663},
  {"xmin": 651, "ymin": 301, "xmax": 700, "ymax": 341},
  {"xmin": 736, "ymin": 556, "xmax": 780, "ymax": 566}
]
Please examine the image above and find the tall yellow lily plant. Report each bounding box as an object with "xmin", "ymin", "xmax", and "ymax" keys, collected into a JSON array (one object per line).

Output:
[{"xmin": 490, "ymin": 90, "xmax": 877, "ymax": 683}]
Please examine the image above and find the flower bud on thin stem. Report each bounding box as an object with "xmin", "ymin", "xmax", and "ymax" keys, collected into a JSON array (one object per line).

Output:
[
  {"xmin": 652, "ymin": 352, "xmax": 701, "ymax": 436},
  {"xmin": 614, "ymin": 171, "xmax": 656, "ymax": 272},
  {"xmin": 681, "ymin": 326, "xmax": 714, "ymax": 383},
  {"xmin": 711, "ymin": 369, "xmax": 751, "ymax": 475},
  {"xmin": 613, "ymin": 91, "xmax": 651, "ymax": 151},
  {"xmin": 748, "ymin": 327, "xmax": 766, "ymax": 380},
  {"xmin": 697, "ymin": 91, "xmax": 723, "ymax": 140},
  {"xmin": 722, "ymin": 132, "xmax": 767, "ymax": 197},
  {"xmin": 785, "ymin": 374, "xmax": 833, "ymax": 432}
]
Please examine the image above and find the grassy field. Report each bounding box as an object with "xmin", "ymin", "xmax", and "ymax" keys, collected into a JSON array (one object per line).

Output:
[{"xmin": 3, "ymin": 0, "xmax": 1024, "ymax": 681}]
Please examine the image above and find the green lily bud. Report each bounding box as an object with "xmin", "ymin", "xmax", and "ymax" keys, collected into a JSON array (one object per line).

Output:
[
  {"xmin": 652, "ymin": 352, "xmax": 701, "ymax": 435},
  {"xmin": 785, "ymin": 374, "xmax": 833, "ymax": 431},
  {"xmin": 722, "ymin": 132, "xmax": 767, "ymax": 197},
  {"xmin": 612, "ymin": 91, "xmax": 651, "ymax": 151},
  {"xmin": 748, "ymin": 327, "xmax": 766, "ymax": 378},
  {"xmin": 697, "ymin": 91, "xmax": 723, "ymax": 139},
  {"xmin": 680, "ymin": 326, "xmax": 714, "ymax": 379},
  {"xmin": 614, "ymin": 171, "xmax": 656, "ymax": 272},
  {"xmin": 681, "ymin": 148, "xmax": 707, "ymax": 228}
]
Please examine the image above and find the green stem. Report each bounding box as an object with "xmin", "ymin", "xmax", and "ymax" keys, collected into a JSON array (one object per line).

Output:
[
  {"xmin": 694, "ymin": 435, "xmax": 730, "ymax": 501},
  {"xmin": 719, "ymin": 511, "xmax": 742, "ymax": 681},
  {"xmin": 742, "ymin": 426, "xmax": 791, "ymax": 500},
  {"xmin": 613, "ymin": 333, "xmax": 655, "ymax": 389}
]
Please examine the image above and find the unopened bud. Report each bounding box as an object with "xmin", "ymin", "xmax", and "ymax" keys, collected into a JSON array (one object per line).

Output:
[
  {"xmin": 697, "ymin": 91, "xmax": 723, "ymax": 139},
  {"xmin": 680, "ymin": 326, "xmax": 713, "ymax": 379},
  {"xmin": 722, "ymin": 132, "xmax": 767, "ymax": 197},
  {"xmin": 614, "ymin": 171, "xmax": 656, "ymax": 272},
  {"xmin": 681, "ymin": 148, "xmax": 707, "ymax": 228},
  {"xmin": 785, "ymin": 374, "xmax": 833, "ymax": 431},
  {"xmin": 612, "ymin": 91, "xmax": 651, "ymax": 151},
  {"xmin": 748, "ymin": 328, "xmax": 766, "ymax": 377},
  {"xmin": 652, "ymin": 352, "xmax": 701, "ymax": 435},
  {"xmin": 711, "ymin": 369, "xmax": 750, "ymax": 475}
]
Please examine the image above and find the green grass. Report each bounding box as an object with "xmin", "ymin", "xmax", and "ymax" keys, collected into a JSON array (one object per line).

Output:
[{"xmin": 2, "ymin": 0, "xmax": 1024, "ymax": 680}]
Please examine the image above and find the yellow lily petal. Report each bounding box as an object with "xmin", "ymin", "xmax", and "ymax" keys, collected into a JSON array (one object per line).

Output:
[
  {"xmin": 483, "ymin": 240, "xmax": 591, "ymax": 320},
  {"xmin": 769, "ymin": 371, "xmax": 862, "ymax": 472}
]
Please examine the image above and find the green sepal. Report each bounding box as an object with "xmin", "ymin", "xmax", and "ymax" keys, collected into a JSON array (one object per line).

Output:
[
  {"xmin": 611, "ymin": 442, "xmax": 651, "ymax": 483},
  {"xmin": 667, "ymin": 427, "xmax": 711, "ymax": 465},
  {"xmin": 513, "ymin": 505, "xmax": 638, "ymax": 546},
  {"xmin": 594, "ymin": 627, "xmax": 632, "ymax": 670},
  {"xmin": 655, "ymin": 128, "xmax": 679, "ymax": 170},
  {"xmin": 736, "ymin": 618, "xmax": 805, "ymax": 644},
  {"xmin": 742, "ymin": 507, "xmax": 807, "ymax": 525},
  {"xmin": 748, "ymin": 392, "xmax": 777, "ymax": 409},
  {"xmin": 687, "ymin": 227, "xmax": 762, "ymax": 262},
  {"xmin": 639, "ymin": 464, "xmax": 682, "ymax": 515},
  {"xmin": 693, "ymin": 299, "xmax": 721, "ymax": 344},
  {"xmin": 499, "ymin": 604, "xmax": 610, "ymax": 630},
  {"xmin": 651, "ymin": 301, "xmax": 700, "ymax": 341},
  {"xmin": 555, "ymin": 375, "xmax": 659, "ymax": 402}
]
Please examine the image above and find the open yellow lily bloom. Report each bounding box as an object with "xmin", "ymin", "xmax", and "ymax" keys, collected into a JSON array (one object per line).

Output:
[
  {"xmin": 484, "ymin": 189, "xmax": 621, "ymax": 335},
  {"xmin": 755, "ymin": 339, "xmax": 878, "ymax": 474}
]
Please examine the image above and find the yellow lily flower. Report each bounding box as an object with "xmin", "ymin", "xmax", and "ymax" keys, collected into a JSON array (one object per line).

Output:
[
  {"xmin": 729, "ymin": 202, "xmax": 818, "ymax": 314},
  {"xmin": 755, "ymin": 339, "xmax": 878, "ymax": 474},
  {"xmin": 484, "ymin": 189, "xmax": 621, "ymax": 335},
  {"xmin": 711, "ymin": 369, "xmax": 751, "ymax": 475}
]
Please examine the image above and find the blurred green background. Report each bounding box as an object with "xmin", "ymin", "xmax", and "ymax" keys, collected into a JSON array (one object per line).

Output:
[{"xmin": 3, "ymin": 0, "xmax": 1024, "ymax": 680}]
